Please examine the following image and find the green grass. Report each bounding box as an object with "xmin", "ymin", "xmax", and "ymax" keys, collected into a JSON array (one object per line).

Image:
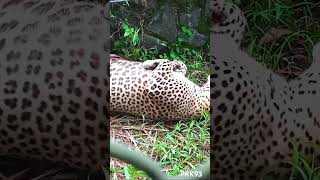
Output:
[
  {"xmin": 239, "ymin": 0, "xmax": 320, "ymax": 76},
  {"xmin": 287, "ymin": 144, "xmax": 320, "ymax": 180},
  {"xmin": 110, "ymin": 113, "xmax": 210, "ymax": 179},
  {"xmin": 151, "ymin": 113, "xmax": 210, "ymax": 176},
  {"xmin": 235, "ymin": 0, "xmax": 320, "ymax": 179}
]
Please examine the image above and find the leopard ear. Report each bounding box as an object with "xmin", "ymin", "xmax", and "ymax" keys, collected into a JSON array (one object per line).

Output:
[
  {"xmin": 201, "ymin": 75, "xmax": 210, "ymax": 91},
  {"xmin": 143, "ymin": 59, "xmax": 170, "ymax": 70},
  {"xmin": 151, "ymin": 60, "xmax": 174, "ymax": 76}
]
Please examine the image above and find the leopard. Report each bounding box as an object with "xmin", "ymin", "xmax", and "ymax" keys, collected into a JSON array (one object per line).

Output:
[
  {"xmin": 110, "ymin": 54, "xmax": 210, "ymax": 121},
  {"xmin": 0, "ymin": 0, "xmax": 109, "ymax": 176},
  {"xmin": 211, "ymin": 0, "xmax": 320, "ymax": 179}
]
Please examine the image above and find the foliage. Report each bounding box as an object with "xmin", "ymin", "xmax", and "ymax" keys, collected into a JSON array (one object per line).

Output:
[
  {"xmin": 241, "ymin": 0, "xmax": 320, "ymax": 73},
  {"xmin": 111, "ymin": 164, "xmax": 149, "ymax": 180},
  {"xmin": 288, "ymin": 144, "xmax": 320, "ymax": 180}
]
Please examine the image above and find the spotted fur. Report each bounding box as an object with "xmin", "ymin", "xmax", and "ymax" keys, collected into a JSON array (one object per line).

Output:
[
  {"xmin": 211, "ymin": 1, "xmax": 320, "ymax": 179},
  {"xmin": 0, "ymin": 0, "xmax": 108, "ymax": 172},
  {"xmin": 110, "ymin": 54, "xmax": 210, "ymax": 121}
]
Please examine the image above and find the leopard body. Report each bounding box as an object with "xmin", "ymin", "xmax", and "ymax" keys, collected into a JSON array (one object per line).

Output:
[{"xmin": 110, "ymin": 54, "xmax": 210, "ymax": 121}]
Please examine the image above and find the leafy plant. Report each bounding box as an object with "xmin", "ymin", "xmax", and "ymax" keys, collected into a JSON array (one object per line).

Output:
[
  {"xmin": 112, "ymin": 21, "xmax": 209, "ymax": 83},
  {"xmin": 288, "ymin": 144, "xmax": 320, "ymax": 180},
  {"xmin": 158, "ymin": 26, "xmax": 209, "ymax": 83},
  {"xmin": 111, "ymin": 164, "xmax": 149, "ymax": 180},
  {"xmin": 112, "ymin": 22, "xmax": 144, "ymax": 59},
  {"xmin": 122, "ymin": 22, "xmax": 140, "ymax": 46}
]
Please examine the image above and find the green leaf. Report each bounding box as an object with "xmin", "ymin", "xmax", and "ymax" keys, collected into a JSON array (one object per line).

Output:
[
  {"xmin": 171, "ymin": 148, "xmax": 176, "ymax": 155},
  {"xmin": 182, "ymin": 26, "xmax": 193, "ymax": 37},
  {"xmin": 299, "ymin": 157, "xmax": 313, "ymax": 178},
  {"xmin": 248, "ymin": 37, "xmax": 256, "ymax": 56},
  {"xmin": 170, "ymin": 51, "xmax": 177, "ymax": 59},
  {"xmin": 182, "ymin": 26, "xmax": 188, "ymax": 33},
  {"xmin": 121, "ymin": 22, "xmax": 129, "ymax": 30},
  {"xmin": 124, "ymin": 165, "xmax": 131, "ymax": 180},
  {"xmin": 287, "ymin": 161, "xmax": 308, "ymax": 180},
  {"xmin": 186, "ymin": 29, "xmax": 193, "ymax": 37},
  {"xmin": 113, "ymin": 40, "xmax": 123, "ymax": 48},
  {"xmin": 290, "ymin": 143, "xmax": 300, "ymax": 177},
  {"xmin": 166, "ymin": 134, "xmax": 177, "ymax": 144},
  {"xmin": 132, "ymin": 30, "xmax": 140, "ymax": 46},
  {"xmin": 159, "ymin": 145, "xmax": 166, "ymax": 152},
  {"xmin": 124, "ymin": 28, "xmax": 133, "ymax": 37},
  {"xmin": 178, "ymin": 37, "xmax": 184, "ymax": 43}
]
